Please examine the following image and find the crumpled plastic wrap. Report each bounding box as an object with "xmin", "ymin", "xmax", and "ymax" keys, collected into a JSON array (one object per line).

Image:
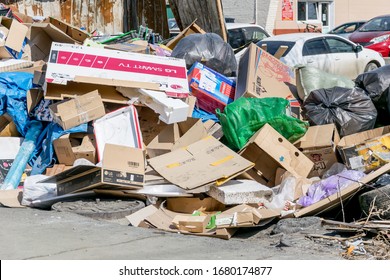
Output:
[{"xmin": 298, "ymin": 169, "xmax": 365, "ymax": 207}]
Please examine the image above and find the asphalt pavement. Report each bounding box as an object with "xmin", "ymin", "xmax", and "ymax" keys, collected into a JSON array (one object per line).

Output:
[{"xmin": 0, "ymin": 207, "xmax": 343, "ymax": 260}]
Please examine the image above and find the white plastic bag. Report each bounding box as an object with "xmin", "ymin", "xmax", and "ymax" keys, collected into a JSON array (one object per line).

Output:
[{"xmin": 21, "ymin": 175, "xmax": 57, "ymax": 207}]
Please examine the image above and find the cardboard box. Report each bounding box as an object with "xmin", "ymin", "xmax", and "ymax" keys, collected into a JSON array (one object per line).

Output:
[
  {"xmin": 45, "ymin": 42, "xmax": 189, "ymax": 98},
  {"xmin": 146, "ymin": 118, "xmax": 208, "ymax": 158},
  {"xmin": 0, "ymin": 17, "xmax": 28, "ymax": 59},
  {"xmin": 235, "ymin": 43, "xmax": 297, "ymax": 100},
  {"xmin": 49, "ymin": 90, "xmax": 105, "ymax": 130},
  {"xmin": 27, "ymin": 22, "xmax": 80, "ymax": 61},
  {"xmin": 148, "ymin": 136, "xmax": 255, "ymax": 192},
  {"xmin": 93, "ymin": 105, "xmax": 143, "ymax": 161},
  {"xmin": 166, "ymin": 20, "xmax": 206, "ymax": 50},
  {"xmin": 239, "ymin": 124, "xmax": 314, "ymax": 186},
  {"xmin": 40, "ymin": 144, "xmax": 145, "ymax": 195},
  {"xmin": 172, "ymin": 215, "xmax": 211, "ymax": 233},
  {"xmin": 295, "ymin": 124, "xmax": 340, "ymax": 178},
  {"xmin": 188, "ymin": 62, "xmax": 236, "ymax": 113},
  {"xmin": 53, "ymin": 133, "xmax": 97, "ymax": 166},
  {"xmin": 49, "ymin": 17, "xmax": 90, "ymax": 43},
  {"xmin": 337, "ymin": 126, "xmax": 390, "ymax": 172},
  {"xmin": 215, "ymin": 204, "xmax": 267, "ymax": 228}
]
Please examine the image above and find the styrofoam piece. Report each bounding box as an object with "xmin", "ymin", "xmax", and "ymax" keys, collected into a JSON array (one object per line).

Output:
[
  {"xmin": 0, "ymin": 137, "xmax": 23, "ymax": 159},
  {"xmin": 128, "ymin": 184, "xmax": 193, "ymax": 197},
  {"xmin": 93, "ymin": 105, "xmax": 143, "ymax": 161},
  {"xmin": 207, "ymin": 179, "xmax": 273, "ymax": 205},
  {"xmin": 118, "ymin": 87, "xmax": 189, "ymax": 124}
]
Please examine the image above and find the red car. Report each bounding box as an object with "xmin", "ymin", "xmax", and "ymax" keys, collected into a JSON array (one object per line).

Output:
[{"xmin": 349, "ymin": 15, "xmax": 390, "ymax": 57}]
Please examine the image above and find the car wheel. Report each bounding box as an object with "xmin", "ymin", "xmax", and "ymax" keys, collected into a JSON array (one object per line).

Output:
[{"xmin": 364, "ymin": 62, "xmax": 378, "ymax": 72}]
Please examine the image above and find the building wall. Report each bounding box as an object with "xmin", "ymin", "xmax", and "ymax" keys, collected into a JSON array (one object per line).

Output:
[
  {"xmin": 222, "ymin": 0, "xmax": 271, "ymax": 29},
  {"xmin": 334, "ymin": 0, "xmax": 390, "ymax": 24}
]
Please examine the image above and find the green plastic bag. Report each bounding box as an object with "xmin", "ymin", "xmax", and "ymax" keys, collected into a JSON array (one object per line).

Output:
[{"xmin": 216, "ymin": 97, "xmax": 308, "ymax": 151}]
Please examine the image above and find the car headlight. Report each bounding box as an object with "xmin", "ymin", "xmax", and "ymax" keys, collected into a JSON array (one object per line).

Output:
[{"xmin": 370, "ymin": 34, "xmax": 390, "ymax": 44}]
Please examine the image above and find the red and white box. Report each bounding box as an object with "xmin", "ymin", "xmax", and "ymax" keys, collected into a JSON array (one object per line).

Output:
[{"xmin": 45, "ymin": 42, "xmax": 189, "ymax": 97}]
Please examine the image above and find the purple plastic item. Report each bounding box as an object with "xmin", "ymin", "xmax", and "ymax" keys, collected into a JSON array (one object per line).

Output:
[{"xmin": 298, "ymin": 170, "xmax": 365, "ymax": 207}]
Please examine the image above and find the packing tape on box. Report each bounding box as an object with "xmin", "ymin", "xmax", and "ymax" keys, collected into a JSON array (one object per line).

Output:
[
  {"xmin": 74, "ymin": 96, "xmax": 89, "ymax": 124},
  {"xmin": 210, "ymin": 155, "xmax": 234, "ymax": 166}
]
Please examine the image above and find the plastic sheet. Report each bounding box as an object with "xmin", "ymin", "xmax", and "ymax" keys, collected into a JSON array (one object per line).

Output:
[
  {"xmin": 21, "ymin": 175, "xmax": 57, "ymax": 207},
  {"xmin": 171, "ymin": 33, "xmax": 237, "ymax": 77},
  {"xmin": 296, "ymin": 65, "xmax": 355, "ymax": 101},
  {"xmin": 303, "ymin": 86, "xmax": 377, "ymax": 137},
  {"xmin": 298, "ymin": 169, "xmax": 365, "ymax": 207},
  {"xmin": 217, "ymin": 97, "xmax": 308, "ymax": 151},
  {"xmin": 0, "ymin": 72, "xmax": 34, "ymax": 136}
]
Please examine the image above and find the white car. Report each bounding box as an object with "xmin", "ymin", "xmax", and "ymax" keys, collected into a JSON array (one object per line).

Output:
[
  {"xmin": 257, "ymin": 33, "xmax": 385, "ymax": 79},
  {"xmin": 226, "ymin": 23, "xmax": 270, "ymax": 49}
]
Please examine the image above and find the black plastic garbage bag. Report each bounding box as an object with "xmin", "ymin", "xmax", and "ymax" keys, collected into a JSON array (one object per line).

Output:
[
  {"xmin": 171, "ymin": 33, "xmax": 237, "ymax": 76},
  {"xmin": 355, "ymin": 65, "xmax": 390, "ymax": 125},
  {"xmin": 303, "ymin": 86, "xmax": 377, "ymax": 137},
  {"xmin": 355, "ymin": 65, "xmax": 390, "ymax": 102}
]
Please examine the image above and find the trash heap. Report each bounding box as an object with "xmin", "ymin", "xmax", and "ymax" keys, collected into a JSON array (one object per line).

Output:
[{"xmin": 1, "ymin": 13, "xmax": 390, "ymax": 243}]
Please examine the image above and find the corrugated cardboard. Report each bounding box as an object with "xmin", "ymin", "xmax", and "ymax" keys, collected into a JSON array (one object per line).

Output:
[
  {"xmin": 49, "ymin": 17, "xmax": 90, "ymax": 43},
  {"xmin": 49, "ymin": 90, "xmax": 105, "ymax": 130},
  {"xmin": 239, "ymin": 124, "xmax": 314, "ymax": 186},
  {"xmin": 27, "ymin": 22, "xmax": 79, "ymax": 61},
  {"xmin": 148, "ymin": 136, "xmax": 255, "ymax": 192},
  {"xmin": 93, "ymin": 105, "xmax": 143, "ymax": 161},
  {"xmin": 146, "ymin": 118, "xmax": 208, "ymax": 158},
  {"xmin": 172, "ymin": 215, "xmax": 211, "ymax": 233},
  {"xmin": 235, "ymin": 43, "xmax": 297, "ymax": 100},
  {"xmin": 337, "ymin": 126, "xmax": 390, "ymax": 172},
  {"xmin": 0, "ymin": 17, "xmax": 28, "ymax": 59},
  {"xmin": 166, "ymin": 197, "xmax": 225, "ymax": 214},
  {"xmin": 45, "ymin": 42, "xmax": 189, "ymax": 97},
  {"xmin": 0, "ymin": 190, "xmax": 24, "ymax": 208},
  {"xmin": 53, "ymin": 133, "xmax": 97, "ymax": 166},
  {"xmin": 166, "ymin": 20, "xmax": 206, "ymax": 50},
  {"xmin": 40, "ymin": 144, "xmax": 145, "ymax": 195},
  {"xmin": 295, "ymin": 124, "xmax": 340, "ymax": 178},
  {"xmin": 295, "ymin": 163, "xmax": 390, "ymax": 217}
]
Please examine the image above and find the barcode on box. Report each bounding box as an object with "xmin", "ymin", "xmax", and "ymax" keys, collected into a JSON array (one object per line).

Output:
[{"xmin": 128, "ymin": 161, "xmax": 140, "ymax": 168}]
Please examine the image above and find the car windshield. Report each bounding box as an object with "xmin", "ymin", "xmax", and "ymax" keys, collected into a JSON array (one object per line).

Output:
[
  {"xmin": 360, "ymin": 17, "xmax": 390, "ymax": 32},
  {"xmin": 256, "ymin": 41, "xmax": 296, "ymax": 57}
]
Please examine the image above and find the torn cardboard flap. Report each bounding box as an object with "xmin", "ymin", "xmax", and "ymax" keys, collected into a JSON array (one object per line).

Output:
[
  {"xmin": 147, "ymin": 118, "xmax": 208, "ymax": 158},
  {"xmin": 0, "ymin": 190, "xmax": 24, "ymax": 208},
  {"xmin": 148, "ymin": 136, "xmax": 255, "ymax": 191},
  {"xmin": 166, "ymin": 20, "xmax": 206, "ymax": 50},
  {"xmin": 0, "ymin": 17, "xmax": 28, "ymax": 59}
]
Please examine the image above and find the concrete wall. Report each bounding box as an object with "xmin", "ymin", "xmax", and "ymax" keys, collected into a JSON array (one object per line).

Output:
[{"xmin": 221, "ymin": 0, "xmax": 271, "ymax": 28}]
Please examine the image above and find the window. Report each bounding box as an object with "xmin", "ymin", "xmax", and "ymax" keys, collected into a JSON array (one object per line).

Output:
[
  {"xmin": 243, "ymin": 27, "xmax": 269, "ymax": 41},
  {"xmin": 303, "ymin": 39, "xmax": 328, "ymax": 56},
  {"xmin": 325, "ymin": 38, "xmax": 354, "ymax": 53},
  {"xmin": 298, "ymin": 1, "xmax": 319, "ymax": 21},
  {"xmin": 360, "ymin": 16, "xmax": 390, "ymax": 32}
]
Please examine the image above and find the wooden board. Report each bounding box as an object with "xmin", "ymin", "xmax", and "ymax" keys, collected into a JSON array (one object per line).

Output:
[{"xmin": 168, "ymin": 0, "xmax": 227, "ymax": 41}]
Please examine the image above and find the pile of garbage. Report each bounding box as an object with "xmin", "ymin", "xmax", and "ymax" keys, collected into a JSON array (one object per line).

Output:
[{"xmin": 1, "ymin": 11, "xmax": 390, "ymax": 246}]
